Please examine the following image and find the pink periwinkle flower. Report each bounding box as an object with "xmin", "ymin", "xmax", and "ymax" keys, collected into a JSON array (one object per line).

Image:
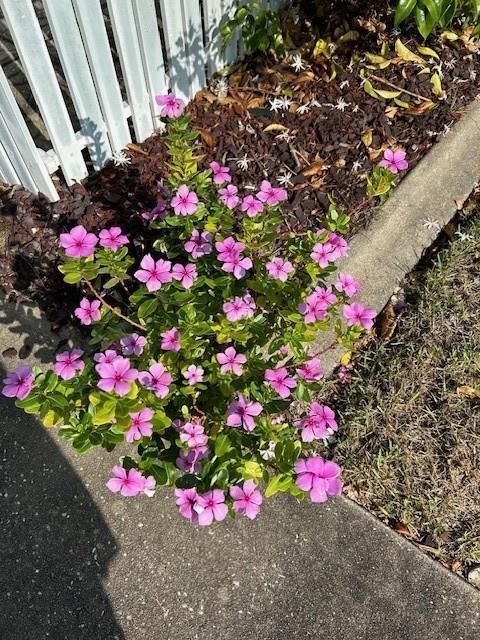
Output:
[
  {"xmin": 327, "ymin": 233, "xmax": 349, "ymax": 259},
  {"xmin": 54, "ymin": 349, "xmax": 85, "ymax": 381},
  {"xmin": 342, "ymin": 302, "xmax": 376, "ymax": 330},
  {"xmin": 142, "ymin": 199, "xmax": 167, "ymax": 222},
  {"xmin": 256, "ymin": 180, "xmax": 288, "ymax": 206},
  {"xmin": 171, "ymin": 184, "xmax": 198, "ymax": 216},
  {"xmin": 160, "ymin": 327, "xmax": 180, "ymax": 352},
  {"xmin": 179, "ymin": 421, "xmax": 208, "ymax": 448},
  {"xmin": 218, "ymin": 184, "xmax": 240, "ymax": 209},
  {"xmin": 216, "ymin": 347, "xmax": 247, "ymax": 375},
  {"xmin": 138, "ymin": 362, "xmax": 172, "ymax": 398},
  {"xmin": 176, "ymin": 447, "xmax": 208, "ymax": 473},
  {"xmin": 74, "ymin": 298, "xmax": 101, "ymax": 325},
  {"xmin": 216, "ymin": 236, "xmax": 244, "ymax": 260},
  {"xmin": 266, "ymin": 257, "xmax": 294, "ymax": 282},
  {"xmin": 134, "ymin": 254, "xmax": 172, "ymax": 292},
  {"xmin": 96, "ymin": 356, "xmax": 137, "ymax": 396},
  {"xmin": 294, "ymin": 456, "xmax": 343, "ymax": 503},
  {"xmin": 311, "ymin": 242, "xmax": 337, "ymax": 268},
  {"xmin": 98, "ymin": 226, "xmax": 128, "ymax": 252},
  {"xmin": 210, "ymin": 161, "xmax": 231, "ymax": 184},
  {"xmin": 126, "ymin": 408, "xmax": 154, "ymax": 444},
  {"xmin": 335, "ymin": 272, "xmax": 362, "ymax": 298},
  {"xmin": 183, "ymin": 365, "xmax": 204, "ymax": 385},
  {"xmin": 194, "ymin": 489, "xmax": 228, "ymax": 526},
  {"xmin": 241, "ymin": 195, "xmax": 264, "ymax": 218},
  {"xmin": 312, "ymin": 285, "xmax": 337, "ymax": 307},
  {"xmin": 184, "ymin": 229, "xmax": 213, "ymax": 258},
  {"xmin": 264, "ymin": 367, "xmax": 297, "ymax": 399},
  {"xmin": 2, "ymin": 365, "xmax": 33, "ymax": 400},
  {"xmin": 172, "ymin": 263, "xmax": 198, "ymax": 289},
  {"xmin": 175, "ymin": 487, "xmax": 200, "ymax": 522},
  {"xmin": 107, "ymin": 466, "xmax": 154, "ymax": 497},
  {"xmin": 378, "ymin": 148, "xmax": 408, "ymax": 174},
  {"xmin": 59, "ymin": 225, "xmax": 97, "ymax": 258},
  {"xmin": 93, "ymin": 349, "xmax": 117, "ymax": 364},
  {"xmin": 298, "ymin": 291, "xmax": 329, "ymax": 324},
  {"xmin": 227, "ymin": 394, "xmax": 263, "ymax": 432},
  {"xmin": 216, "ymin": 237, "xmax": 252, "ymax": 279},
  {"xmin": 230, "ymin": 480, "xmax": 263, "ymax": 520},
  {"xmin": 296, "ymin": 402, "xmax": 337, "ymax": 442},
  {"xmin": 223, "ymin": 294, "xmax": 256, "ymax": 321},
  {"xmin": 155, "ymin": 92, "xmax": 184, "ymax": 118},
  {"xmin": 296, "ymin": 358, "xmax": 324, "ymax": 382},
  {"xmin": 120, "ymin": 333, "xmax": 147, "ymax": 357},
  {"xmin": 338, "ymin": 365, "xmax": 352, "ymax": 383},
  {"xmin": 279, "ymin": 344, "xmax": 290, "ymax": 356}
]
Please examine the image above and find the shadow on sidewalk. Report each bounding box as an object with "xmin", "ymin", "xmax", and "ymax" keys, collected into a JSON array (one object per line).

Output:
[{"xmin": 0, "ymin": 363, "xmax": 124, "ymax": 639}]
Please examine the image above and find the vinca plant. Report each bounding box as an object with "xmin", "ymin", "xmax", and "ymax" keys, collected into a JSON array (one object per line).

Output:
[{"xmin": 2, "ymin": 93, "xmax": 375, "ymax": 526}]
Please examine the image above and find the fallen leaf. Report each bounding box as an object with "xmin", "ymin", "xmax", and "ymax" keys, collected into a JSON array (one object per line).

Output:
[
  {"xmin": 197, "ymin": 128, "xmax": 214, "ymax": 147},
  {"xmin": 457, "ymin": 386, "xmax": 480, "ymax": 398},
  {"xmin": 340, "ymin": 351, "xmax": 352, "ymax": 366},
  {"xmin": 385, "ymin": 105, "xmax": 399, "ymax": 119},
  {"xmin": 263, "ymin": 123, "xmax": 289, "ymax": 133},
  {"xmin": 293, "ymin": 71, "xmax": 316, "ymax": 85},
  {"xmin": 301, "ymin": 159, "xmax": 327, "ymax": 176},
  {"xmin": 376, "ymin": 301, "xmax": 398, "ymax": 340},
  {"xmin": 394, "ymin": 39, "xmax": 426, "ymax": 65},
  {"xmin": 394, "ymin": 523, "xmax": 413, "ymax": 538},
  {"xmin": 361, "ymin": 130, "xmax": 373, "ymax": 147}
]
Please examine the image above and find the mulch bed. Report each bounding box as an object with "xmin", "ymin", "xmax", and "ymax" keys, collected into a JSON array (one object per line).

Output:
[{"xmin": 1, "ymin": 3, "xmax": 480, "ymax": 328}]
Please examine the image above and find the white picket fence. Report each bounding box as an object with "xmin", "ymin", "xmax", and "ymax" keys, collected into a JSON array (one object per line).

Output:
[{"xmin": 0, "ymin": 0, "xmax": 283, "ymax": 201}]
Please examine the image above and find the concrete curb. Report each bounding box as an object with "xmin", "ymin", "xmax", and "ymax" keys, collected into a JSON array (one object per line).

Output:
[{"xmin": 316, "ymin": 99, "xmax": 480, "ymax": 375}]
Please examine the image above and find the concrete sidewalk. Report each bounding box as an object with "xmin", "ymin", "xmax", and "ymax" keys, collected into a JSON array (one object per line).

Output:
[{"xmin": 1, "ymin": 390, "xmax": 479, "ymax": 640}]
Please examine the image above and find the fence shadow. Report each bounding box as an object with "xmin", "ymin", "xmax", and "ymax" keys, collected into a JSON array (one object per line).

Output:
[{"xmin": 0, "ymin": 361, "xmax": 124, "ymax": 639}]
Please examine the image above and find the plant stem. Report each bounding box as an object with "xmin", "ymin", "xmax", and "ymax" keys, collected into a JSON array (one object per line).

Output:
[
  {"xmin": 83, "ymin": 279, "xmax": 145, "ymax": 331},
  {"xmin": 368, "ymin": 74, "xmax": 431, "ymax": 102}
]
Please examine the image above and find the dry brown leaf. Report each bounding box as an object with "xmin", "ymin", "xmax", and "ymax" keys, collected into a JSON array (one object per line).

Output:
[
  {"xmin": 376, "ymin": 301, "xmax": 398, "ymax": 341},
  {"xmin": 385, "ymin": 105, "xmax": 399, "ymax": 119},
  {"xmin": 394, "ymin": 522, "xmax": 413, "ymax": 538},
  {"xmin": 405, "ymin": 101, "xmax": 435, "ymax": 115},
  {"xmin": 368, "ymin": 148, "xmax": 383, "ymax": 160},
  {"xmin": 197, "ymin": 128, "xmax": 214, "ymax": 148},
  {"xmin": 457, "ymin": 386, "xmax": 480, "ymax": 398},
  {"xmin": 301, "ymin": 159, "xmax": 327, "ymax": 177},
  {"xmin": 246, "ymin": 97, "xmax": 265, "ymax": 109},
  {"xmin": 263, "ymin": 123, "xmax": 289, "ymax": 133},
  {"xmin": 361, "ymin": 130, "xmax": 373, "ymax": 147},
  {"xmin": 293, "ymin": 71, "xmax": 316, "ymax": 85}
]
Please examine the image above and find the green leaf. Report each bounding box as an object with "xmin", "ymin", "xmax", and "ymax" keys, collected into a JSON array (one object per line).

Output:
[
  {"xmin": 264, "ymin": 473, "xmax": 293, "ymax": 498},
  {"xmin": 138, "ymin": 298, "xmax": 158, "ymax": 320},
  {"xmin": 394, "ymin": 0, "xmax": 417, "ymax": 25},
  {"xmin": 175, "ymin": 473, "xmax": 199, "ymax": 489},
  {"xmin": 215, "ymin": 433, "xmax": 233, "ymax": 457}
]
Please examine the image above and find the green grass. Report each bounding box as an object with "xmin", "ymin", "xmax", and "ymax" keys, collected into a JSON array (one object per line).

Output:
[{"xmin": 322, "ymin": 215, "xmax": 480, "ymax": 566}]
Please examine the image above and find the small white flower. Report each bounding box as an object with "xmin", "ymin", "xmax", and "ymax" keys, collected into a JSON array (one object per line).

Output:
[
  {"xmin": 212, "ymin": 77, "xmax": 228, "ymax": 97},
  {"xmin": 442, "ymin": 121, "xmax": 454, "ymax": 136},
  {"xmin": 276, "ymin": 130, "xmax": 295, "ymax": 143},
  {"xmin": 334, "ymin": 97, "xmax": 350, "ymax": 112},
  {"xmin": 296, "ymin": 102, "xmax": 311, "ymax": 114},
  {"xmin": 340, "ymin": 79, "xmax": 350, "ymax": 89},
  {"xmin": 112, "ymin": 150, "xmax": 131, "ymax": 167},
  {"xmin": 236, "ymin": 154, "xmax": 251, "ymax": 172},
  {"xmin": 423, "ymin": 217, "xmax": 441, "ymax": 231},
  {"xmin": 309, "ymin": 96, "xmax": 322, "ymax": 108},
  {"xmin": 351, "ymin": 160, "xmax": 362, "ymax": 172},
  {"xmin": 431, "ymin": 61, "xmax": 444, "ymax": 79},
  {"xmin": 278, "ymin": 96, "xmax": 293, "ymax": 111},
  {"xmin": 455, "ymin": 230, "xmax": 473, "ymax": 241},
  {"xmin": 290, "ymin": 52, "xmax": 306, "ymax": 72},
  {"xmin": 269, "ymin": 97, "xmax": 283, "ymax": 113},
  {"xmin": 444, "ymin": 59, "xmax": 456, "ymax": 70},
  {"xmin": 470, "ymin": 68, "xmax": 477, "ymax": 81},
  {"xmin": 277, "ymin": 171, "xmax": 294, "ymax": 187},
  {"xmin": 352, "ymin": 104, "xmax": 360, "ymax": 113}
]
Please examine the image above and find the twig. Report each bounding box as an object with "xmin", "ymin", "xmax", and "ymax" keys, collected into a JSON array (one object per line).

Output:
[
  {"xmin": 308, "ymin": 341, "xmax": 339, "ymax": 359},
  {"xmin": 83, "ymin": 279, "xmax": 145, "ymax": 331},
  {"xmin": 232, "ymin": 85, "xmax": 281, "ymax": 96},
  {"xmin": 368, "ymin": 74, "xmax": 431, "ymax": 102}
]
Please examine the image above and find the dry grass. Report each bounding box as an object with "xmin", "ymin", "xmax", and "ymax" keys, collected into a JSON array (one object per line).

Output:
[{"xmin": 323, "ymin": 215, "xmax": 480, "ymax": 565}]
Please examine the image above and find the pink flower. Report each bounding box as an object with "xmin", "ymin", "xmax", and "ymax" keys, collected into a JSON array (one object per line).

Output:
[
  {"xmin": 378, "ymin": 148, "xmax": 408, "ymax": 174},
  {"xmin": 327, "ymin": 233, "xmax": 349, "ymax": 259},
  {"xmin": 230, "ymin": 480, "xmax": 263, "ymax": 519},
  {"xmin": 241, "ymin": 195, "xmax": 264, "ymax": 218},
  {"xmin": 216, "ymin": 346, "xmax": 247, "ymax": 375},
  {"xmin": 175, "ymin": 487, "xmax": 199, "ymax": 522},
  {"xmin": 343, "ymin": 302, "xmax": 376, "ymax": 329},
  {"xmin": 335, "ymin": 273, "xmax": 361, "ymax": 298},
  {"xmin": 138, "ymin": 362, "xmax": 172, "ymax": 398},
  {"xmin": 223, "ymin": 295, "xmax": 256, "ymax": 321},
  {"xmin": 93, "ymin": 349, "xmax": 117, "ymax": 364},
  {"xmin": 311, "ymin": 242, "xmax": 337, "ymax": 268},
  {"xmin": 120, "ymin": 333, "xmax": 147, "ymax": 356},
  {"xmin": 134, "ymin": 254, "xmax": 172, "ymax": 292},
  {"xmin": 279, "ymin": 345, "xmax": 290, "ymax": 356},
  {"xmin": 216, "ymin": 236, "xmax": 244, "ymax": 259},
  {"xmin": 184, "ymin": 229, "xmax": 213, "ymax": 258},
  {"xmin": 194, "ymin": 489, "xmax": 228, "ymax": 526},
  {"xmin": 264, "ymin": 367, "xmax": 297, "ymax": 399},
  {"xmin": 142, "ymin": 199, "xmax": 167, "ymax": 222},
  {"xmin": 172, "ymin": 263, "xmax": 198, "ymax": 289},
  {"xmin": 298, "ymin": 291, "xmax": 329, "ymax": 324},
  {"xmin": 210, "ymin": 161, "xmax": 231, "ymax": 184},
  {"xmin": 256, "ymin": 180, "xmax": 287, "ymax": 206},
  {"xmin": 312, "ymin": 285, "xmax": 337, "ymax": 307},
  {"xmin": 183, "ymin": 365, "xmax": 204, "ymax": 385},
  {"xmin": 54, "ymin": 349, "xmax": 85, "ymax": 381},
  {"xmin": 294, "ymin": 456, "xmax": 343, "ymax": 503},
  {"xmin": 74, "ymin": 298, "xmax": 101, "ymax": 325},
  {"xmin": 155, "ymin": 92, "xmax": 184, "ymax": 118},
  {"xmin": 227, "ymin": 394, "xmax": 263, "ymax": 432},
  {"xmin": 96, "ymin": 356, "xmax": 137, "ymax": 396},
  {"xmin": 216, "ymin": 238, "xmax": 252, "ymax": 279},
  {"xmin": 179, "ymin": 421, "xmax": 208, "ymax": 448},
  {"xmin": 266, "ymin": 257, "xmax": 294, "ymax": 282},
  {"xmin": 106, "ymin": 466, "xmax": 147, "ymax": 497},
  {"xmin": 160, "ymin": 327, "xmax": 180, "ymax": 352},
  {"xmin": 296, "ymin": 402, "xmax": 337, "ymax": 442},
  {"xmin": 99, "ymin": 227, "xmax": 128, "ymax": 252},
  {"xmin": 296, "ymin": 358, "xmax": 324, "ymax": 381},
  {"xmin": 171, "ymin": 184, "xmax": 198, "ymax": 216},
  {"xmin": 176, "ymin": 447, "xmax": 207, "ymax": 473},
  {"xmin": 2, "ymin": 365, "xmax": 33, "ymax": 400},
  {"xmin": 126, "ymin": 408, "xmax": 154, "ymax": 443},
  {"xmin": 59, "ymin": 225, "xmax": 97, "ymax": 258},
  {"xmin": 338, "ymin": 365, "xmax": 352, "ymax": 383},
  {"xmin": 218, "ymin": 184, "xmax": 240, "ymax": 209}
]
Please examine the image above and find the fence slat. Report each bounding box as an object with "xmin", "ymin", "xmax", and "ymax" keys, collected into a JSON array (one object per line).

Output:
[
  {"xmin": 42, "ymin": 0, "xmax": 112, "ymax": 171},
  {"xmin": 181, "ymin": 0, "xmax": 206, "ymax": 96},
  {"xmin": 0, "ymin": 111, "xmax": 38, "ymax": 192},
  {"xmin": 71, "ymin": 0, "xmax": 131, "ymax": 152},
  {"xmin": 0, "ymin": 138, "xmax": 20, "ymax": 186},
  {"xmin": 222, "ymin": 0, "xmax": 239, "ymax": 65},
  {"xmin": 0, "ymin": 0, "xmax": 87, "ymax": 185},
  {"xmin": 106, "ymin": 0, "xmax": 154, "ymax": 141},
  {"xmin": 203, "ymin": 0, "xmax": 226, "ymax": 77},
  {"xmin": 131, "ymin": 0, "xmax": 167, "ymax": 121},
  {"xmin": 0, "ymin": 64, "xmax": 58, "ymax": 199}
]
